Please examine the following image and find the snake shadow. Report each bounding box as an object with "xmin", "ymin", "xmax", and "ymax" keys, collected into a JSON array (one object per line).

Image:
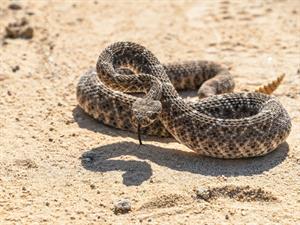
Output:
[
  {"xmin": 80, "ymin": 141, "xmax": 289, "ymax": 186},
  {"xmin": 73, "ymin": 103, "xmax": 289, "ymax": 186}
]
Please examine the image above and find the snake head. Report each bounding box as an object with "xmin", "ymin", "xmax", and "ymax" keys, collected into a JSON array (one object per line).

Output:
[{"xmin": 131, "ymin": 98, "xmax": 162, "ymax": 128}]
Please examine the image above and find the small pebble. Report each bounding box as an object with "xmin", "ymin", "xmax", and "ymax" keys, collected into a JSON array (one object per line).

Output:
[
  {"xmin": 81, "ymin": 153, "xmax": 95, "ymax": 162},
  {"xmin": 8, "ymin": 3, "xmax": 22, "ymax": 10},
  {"xmin": 27, "ymin": 11, "xmax": 34, "ymax": 16},
  {"xmin": 82, "ymin": 157, "xmax": 92, "ymax": 163},
  {"xmin": 5, "ymin": 18, "xmax": 34, "ymax": 39},
  {"xmin": 114, "ymin": 199, "xmax": 131, "ymax": 214},
  {"xmin": 241, "ymin": 210, "xmax": 246, "ymax": 216},
  {"xmin": 12, "ymin": 65, "xmax": 20, "ymax": 72},
  {"xmin": 195, "ymin": 187, "xmax": 211, "ymax": 201}
]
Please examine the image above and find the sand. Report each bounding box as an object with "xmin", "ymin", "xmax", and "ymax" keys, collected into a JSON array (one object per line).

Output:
[{"xmin": 0, "ymin": 0, "xmax": 299, "ymax": 224}]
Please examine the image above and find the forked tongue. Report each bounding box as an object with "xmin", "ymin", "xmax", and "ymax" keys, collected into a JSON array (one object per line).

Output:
[{"xmin": 137, "ymin": 123, "xmax": 143, "ymax": 145}]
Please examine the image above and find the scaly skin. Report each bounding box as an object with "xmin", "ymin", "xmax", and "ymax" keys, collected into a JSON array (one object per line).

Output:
[{"xmin": 77, "ymin": 42, "xmax": 291, "ymax": 158}]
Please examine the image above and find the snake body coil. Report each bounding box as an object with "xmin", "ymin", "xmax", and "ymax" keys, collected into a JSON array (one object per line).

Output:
[{"xmin": 77, "ymin": 42, "xmax": 291, "ymax": 158}]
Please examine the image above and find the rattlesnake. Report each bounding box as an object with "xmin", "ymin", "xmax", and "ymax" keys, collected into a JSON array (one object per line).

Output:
[{"xmin": 76, "ymin": 42, "xmax": 291, "ymax": 158}]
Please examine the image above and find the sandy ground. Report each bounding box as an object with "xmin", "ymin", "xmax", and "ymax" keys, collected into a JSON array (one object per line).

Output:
[{"xmin": 0, "ymin": 0, "xmax": 300, "ymax": 224}]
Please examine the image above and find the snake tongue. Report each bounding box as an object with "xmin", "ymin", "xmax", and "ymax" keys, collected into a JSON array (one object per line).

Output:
[{"xmin": 137, "ymin": 123, "xmax": 143, "ymax": 145}]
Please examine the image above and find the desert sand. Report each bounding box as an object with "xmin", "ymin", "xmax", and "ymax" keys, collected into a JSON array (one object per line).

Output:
[{"xmin": 0, "ymin": 0, "xmax": 299, "ymax": 224}]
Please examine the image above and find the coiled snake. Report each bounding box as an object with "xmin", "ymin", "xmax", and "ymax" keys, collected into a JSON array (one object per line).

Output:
[{"xmin": 76, "ymin": 42, "xmax": 291, "ymax": 158}]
